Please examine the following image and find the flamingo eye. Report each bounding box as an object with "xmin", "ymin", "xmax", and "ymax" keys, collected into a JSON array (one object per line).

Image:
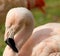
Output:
[
  {"xmin": 6, "ymin": 23, "xmax": 12, "ymax": 29},
  {"xmin": 7, "ymin": 26, "xmax": 11, "ymax": 29}
]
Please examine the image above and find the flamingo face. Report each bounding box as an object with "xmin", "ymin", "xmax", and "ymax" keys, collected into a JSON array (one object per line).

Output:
[
  {"xmin": 4, "ymin": 15, "xmax": 21, "ymax": 53},
  {"xmin": 4, "ymin": 8, "xmax": 26, "ymax": 53}
]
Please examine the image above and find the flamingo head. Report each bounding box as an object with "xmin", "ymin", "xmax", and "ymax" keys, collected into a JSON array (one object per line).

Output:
[{"xmin": 4, "ymin": 7, "xmax": 34, "ymax": 53}]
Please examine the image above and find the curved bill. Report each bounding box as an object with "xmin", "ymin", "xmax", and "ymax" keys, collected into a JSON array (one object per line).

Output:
[{"xmin": 5, "ymin": 38, "xmax": 18, "ymax": 53}]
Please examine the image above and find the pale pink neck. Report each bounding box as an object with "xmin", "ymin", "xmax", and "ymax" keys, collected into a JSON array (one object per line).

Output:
[{"xmin": 18, "ymin": 36, "xmax": 35, "ymax": 56}]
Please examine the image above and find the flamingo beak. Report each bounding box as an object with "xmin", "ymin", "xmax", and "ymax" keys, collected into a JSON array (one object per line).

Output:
[{"xmin": 5, "ymin": 38, "xmax": 18, "ymax": 53}]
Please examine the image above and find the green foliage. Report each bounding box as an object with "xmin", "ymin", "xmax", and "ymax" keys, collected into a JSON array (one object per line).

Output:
[
  {"xmin": 0, "ymin": 0, "xmax": 60, "ymax": 56},
  {"xmin": 32, "ymin": 0, "xmax": 60, "ymax": 26},
  {"xmin": 0, "ymin": 24, "xmax": 6, "ymax": 56}
]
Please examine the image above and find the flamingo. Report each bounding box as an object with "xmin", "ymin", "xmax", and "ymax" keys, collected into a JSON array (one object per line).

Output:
[{"xmin": 3, "ymin": 7, "xmax": 60, "ymax": 56}]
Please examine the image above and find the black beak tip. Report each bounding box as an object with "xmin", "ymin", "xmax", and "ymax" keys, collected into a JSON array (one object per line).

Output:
[{"xmin": 5, "ymin": 38, "xmax": 18, "ymax": 53}]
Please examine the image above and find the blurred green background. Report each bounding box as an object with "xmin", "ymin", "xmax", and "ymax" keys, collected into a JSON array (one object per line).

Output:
[{"xmin": 0, "ymin": 0, "xmax": 60, "ymax": 56}]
